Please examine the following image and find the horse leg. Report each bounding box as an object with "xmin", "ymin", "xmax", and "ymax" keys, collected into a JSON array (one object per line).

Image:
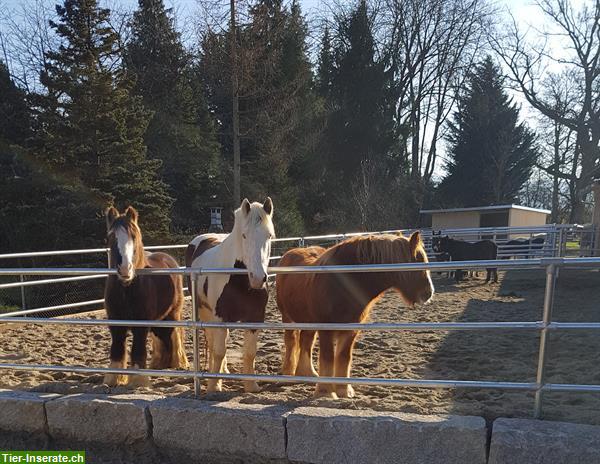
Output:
[
  {"xmin": 149, "ymin": 328, "xmax": 169, "ymax": 369},
  {"xmin": 105, "ymin": 326, "xmax": 128, "ymax": 386},
  {"xmin": 485, "ymin": 268, "xmax": 491, "ymax": 283},
  {"xmin": 150, "ymin": 326, "xmax": 187, "ymax": 369},
  {"xmin": 151, "ymin": 315, "xmax": 188, "ymax": 369},
  {"xmin": 207, "ymin": 328, "xmax": 228, "ymax": 392},
  {"xmin": 334, "ymin": 330, "xmax": 359, "ymax": 398},
  {"xmin": 295, "ymin": 330, "xmax": 318, "ymax": 377},
  {"xmin": 172, "ymin": 327, "xmax": 189, "ymax": 368},
  {"xmin": 167, "ymin": 293, "xmax": 188, "ymax": 369},
  {"xmin": 128, "ymin": 327, "xmax": 150, "ymax": 388},
  {"xmin": 493, "ymin": 268, "xmax": 498, "ymax": 283},
  {"xmin": 203, "ymin": 327, "xmax": 228, "ymax": 373},
  {"xmin": 242, "ymin": 329, "xmax": 260, "ymax": 393},
  {"xmin": 282, "ymin": 329, "xmax": 300, "ymax": 375},
  {"xmin": 315, "ymin": 330, "xmax": 337, "ymax": 398}
]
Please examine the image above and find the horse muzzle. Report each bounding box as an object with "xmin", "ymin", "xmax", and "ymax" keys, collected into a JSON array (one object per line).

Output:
[
  {"xmin": 418, "ymin": 288, "xmax": 434, "ymax": 305},
  {"xmin": 117, "ymin": 266, "xmax": 135, "ymax": 285},
  {"xmin": 248, "ymin": 272, "xmax": 267, "ymax": 289}
]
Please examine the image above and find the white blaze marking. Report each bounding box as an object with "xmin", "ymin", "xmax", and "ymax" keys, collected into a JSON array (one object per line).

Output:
[{"xmin": 115, "ymin": 227, "xmax": 134, "ymax": 272}]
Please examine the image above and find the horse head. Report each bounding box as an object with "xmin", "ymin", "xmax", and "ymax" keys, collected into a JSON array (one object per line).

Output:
[
  {"xmin": 106, "ymin": 206, "xmax": 144, "ymax": 286},
  {"xmin": 235, "ymin": 197, "xmax": 275, "ymax": 289},
  {"xmin": 395, "ymin": 231, "xmax": 435, "ymax": 307},
  {"xmin": 431, "ymin": 234, "xmax": 451, "ymax": 253}
]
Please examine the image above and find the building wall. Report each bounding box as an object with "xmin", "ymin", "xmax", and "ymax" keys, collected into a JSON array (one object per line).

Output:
[
  {"xmin": 508, "ymin": 209, "xmax": 549, "ymax": 228},
  {"xmin": 432, "ymin": 211, "xmax": 481, "ymax": 230}
]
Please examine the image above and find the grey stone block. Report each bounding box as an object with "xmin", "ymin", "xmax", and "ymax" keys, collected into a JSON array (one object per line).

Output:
[
  {"xmin": 0, "ymin": 389, "xmax": 60, "ymax": 434},
  {"xmin": 150, "ymin": 398, "xmax": 290, "ymax": 460},
  {"xmin": 286, "ymin": 407, "xmax": 487, "ymax": 464},
  {"xmin": 46, "ymin": 393, "xmax": 160, "ymax": 445},
  {"xmin": 489, "ymin": 417, "xmax": 600, "ymax": 464}
]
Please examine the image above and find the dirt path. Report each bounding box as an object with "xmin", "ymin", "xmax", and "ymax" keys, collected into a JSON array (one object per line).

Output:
[{"xmin": 1, "ymin": 268, "xmax": 599, "ymax": 424}]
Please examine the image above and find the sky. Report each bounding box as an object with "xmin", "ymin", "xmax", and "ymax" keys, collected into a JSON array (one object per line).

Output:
[{"xmin": 1, "ymin": 0, "xmax": 552, "ymax": 24}]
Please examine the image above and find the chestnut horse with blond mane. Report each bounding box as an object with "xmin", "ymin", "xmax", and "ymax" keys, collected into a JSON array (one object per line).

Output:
[
  {"xmin": 104, "ymin": 206, "xmax": 188, "ymax": 387},
  {"xmin": 276, "ymin": 232, "xmax": 434, "ymax": 399}
]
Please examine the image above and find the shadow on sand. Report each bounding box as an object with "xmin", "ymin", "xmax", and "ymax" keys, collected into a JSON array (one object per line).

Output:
[{"xmin": 422, "ymin": 268, "xmax": 600, "ymax": 424}]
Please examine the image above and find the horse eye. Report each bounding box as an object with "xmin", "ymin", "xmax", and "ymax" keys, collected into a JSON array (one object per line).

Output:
[{"xmin": 242, "ymin": 233, "xmax": 247, "ymax": 239}]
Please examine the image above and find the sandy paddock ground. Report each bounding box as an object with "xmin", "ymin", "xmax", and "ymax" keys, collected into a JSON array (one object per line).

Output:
[{"xmin": 1, "ymin": 268, "xmax": 599, "ymax": 425}]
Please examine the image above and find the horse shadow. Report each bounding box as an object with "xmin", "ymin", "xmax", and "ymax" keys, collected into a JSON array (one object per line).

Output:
[{"xmin": 422, "ymin": 268, "xmax": 600, "ymax": 424}]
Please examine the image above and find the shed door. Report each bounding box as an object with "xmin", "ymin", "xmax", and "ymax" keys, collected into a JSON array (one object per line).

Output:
[{"xmin": 479, "ymin": 211, "xmax": 509, "ymax": 239}]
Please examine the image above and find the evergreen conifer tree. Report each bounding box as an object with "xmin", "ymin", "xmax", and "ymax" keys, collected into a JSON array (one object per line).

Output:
[
  {"xmin": 326, "ymin": 0, "xmax": 395, "ymax": 179},
  {"xmin": 201, "ymin": 0, "xmax": 317, "ymax": 235},
  {"xmin": 126, "ymin": 0, "xmax": 222, "ymax": 233},
  {"xmin": 33, "ymin": 0, "xmax": 172, "ymax": 241},
  {"xmin": 439, "ymin": 57, "xmax": 538, "ymax": 206},
  {"xmin": 316, "ymin": 26, "xmax": 334, "ymax": 99}
]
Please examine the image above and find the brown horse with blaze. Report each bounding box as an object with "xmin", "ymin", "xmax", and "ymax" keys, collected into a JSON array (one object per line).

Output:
[
  {"xmin": 276, "ymin": 232, "xmax": 434, "ymax": 399},
  {"xmin": 104, "ymin": 206, "xmax": 188, "ymax": 387}
]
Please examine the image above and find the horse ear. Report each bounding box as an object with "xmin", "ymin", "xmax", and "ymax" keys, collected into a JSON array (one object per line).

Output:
[
  {"xmin": 409, "ymin": 231, "xmax": 422, "ymax": 256},
  {"xmin": 263, "ymin": 197, "xmax": 273, "ymax": 216},
  {"xmin": 124, "ymin": 206, "xmax": 139, "ymax": 224},
  {"xmin": 106, "ymin": 206, "xmax": 119, "ymax": 230},
  {"xmin": 241, "ymin": 198, "xmax": 251, "ymax": 216}
]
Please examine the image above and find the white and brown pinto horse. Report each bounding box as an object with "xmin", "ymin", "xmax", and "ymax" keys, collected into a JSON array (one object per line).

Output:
[
  {"xmin": 185, "ymin": 198, "xmax": 274, "ymax": 392},
  {"xmin": 276, "ymin": 233, "xmax": 434, "ymax": 399},
  {"xmin": 104, "ymin": 206, "xmax": 188, "ymax": 387}
]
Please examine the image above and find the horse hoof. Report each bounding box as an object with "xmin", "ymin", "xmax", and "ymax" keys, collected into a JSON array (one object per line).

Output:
[
  {"xmin": 103, "ymin": 373, "xmax": 127, "ymax": 387},
  {"xmin": 336, "ymin": 385, "xmax": 355, "ymax": 398},
  {"xmin": 244, "ymin": 381, "xmax": 261, "ymax": 393},
  {"xmin": 127, "ymin": 375, "xmax": 151, "ymax": 389}
]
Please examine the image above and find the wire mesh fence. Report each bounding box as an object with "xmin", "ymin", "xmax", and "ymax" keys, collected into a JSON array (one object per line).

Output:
[{"xmin": 0, "ymin": 251, "xmax": 108, "ymax": 317}]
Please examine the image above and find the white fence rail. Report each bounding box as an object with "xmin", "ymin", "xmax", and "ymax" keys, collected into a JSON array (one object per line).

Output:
[{"xmin": 0, "ymin": 257, "xmax": 599, "ymax": 419}]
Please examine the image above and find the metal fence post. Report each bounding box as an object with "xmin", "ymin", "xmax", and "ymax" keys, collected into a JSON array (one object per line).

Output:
[
  {"xmin": 190, "ymin": 272, "xmax": 201, "ymax": 397},
  {"xmin": 19, "ymin": 275, "xmax": 26, "ymax": 310},
  {"xmin": 534, "ymin": 263, "xmax": 558, "ymax": 418},
  {"xmin": 557, "ymin": 227, "xmax": 564, "ymax": 257}
]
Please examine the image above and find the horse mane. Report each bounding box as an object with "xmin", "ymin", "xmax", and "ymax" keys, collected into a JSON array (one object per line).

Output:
[{"xmin": 317, "ymin": 234, "xmax": 415, "ymax": 266}]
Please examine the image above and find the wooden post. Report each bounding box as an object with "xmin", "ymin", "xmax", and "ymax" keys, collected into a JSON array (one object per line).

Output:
[{"xmin": 592, "ymin": 180, "xmax": 600, "ymax": 256}]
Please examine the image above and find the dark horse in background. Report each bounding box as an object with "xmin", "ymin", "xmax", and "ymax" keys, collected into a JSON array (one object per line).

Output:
[
  {"xmin": 503, "ymin": 236, "xmax": 546, "ymax": 259},
  {"xmin": 104, "ymin": 206, "xmax": 188, "ymax": 387},
  {"xmin": 432, "ymin": 234, "xmax": 498, "ymax": 283}
]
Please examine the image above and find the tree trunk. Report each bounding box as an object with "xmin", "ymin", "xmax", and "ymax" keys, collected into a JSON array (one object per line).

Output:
[
  {"xmin": 592, "ymin": 180, "xmax": 600, "ymax": 256},
  {"xmin": 231, "ymin": 0, "xmax": 240, "ymax": 207},
  {"xmin": 570, "ymin": 133, "xmax": 598, "ymax": 223},
  {"xmin": 551, "ymin": 120, "xmax": 560, "ymax": 223}
]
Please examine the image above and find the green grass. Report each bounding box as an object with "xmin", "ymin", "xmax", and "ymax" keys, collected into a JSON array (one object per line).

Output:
[{"xmin": 0, "ymin": 305, "xmax": 20, "ymax": 314}]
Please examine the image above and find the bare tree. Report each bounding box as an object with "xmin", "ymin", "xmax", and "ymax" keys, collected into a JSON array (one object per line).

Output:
[
  {"xmin": 491, "ymin": 0, "xmax": 600, "ymax": 223},
  {"xmin": 0, "ymin": 0, "xmax": 57, "ymax": 92},
  {"xmin": 383, "ymin": 0, "xmax": 492, "ymax": 182},
  {"xmin": 0, "ymin": 0, "xmax": 134, "ymax": 91}
]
